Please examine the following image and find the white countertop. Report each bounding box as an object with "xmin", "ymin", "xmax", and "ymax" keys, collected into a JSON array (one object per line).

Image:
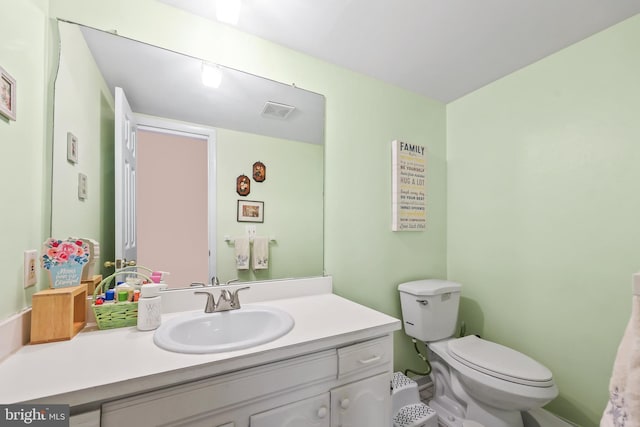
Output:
[{"xmin": 0, "ymin": 288, "xmax": 400, "ymax": 407}]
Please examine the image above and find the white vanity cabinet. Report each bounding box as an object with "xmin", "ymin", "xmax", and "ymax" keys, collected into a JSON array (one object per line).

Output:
[
  {"xmin": 250, "ymin": 373, "xmax": 390, "ymax": 427},
  {"xmin": 100, "ymin": 335, "xmax": 393, "ymax": 427},
  {"xmin": 250, "ymin": 393, "xmax": 331, "ymax": 427},
  {"xmin": 330, "ymin": 373, "xmax": 390, "ymax": 426}
]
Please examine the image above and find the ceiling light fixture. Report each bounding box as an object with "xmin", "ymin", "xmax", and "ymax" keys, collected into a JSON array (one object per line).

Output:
[
  {"xmin": 216, "ymin": 0, "xmax": 242, "ymax": 25},
  {"xmin": 201, "ymin": 62, "xmax": 222, "ymax": 88}
]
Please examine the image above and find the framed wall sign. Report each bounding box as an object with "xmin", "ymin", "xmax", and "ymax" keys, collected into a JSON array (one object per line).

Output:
[
  {"xmin": 391, "ymin": 140, "xmax": 427, "ymax": 231},
  {"xmin": 0, "ymin": 66, "xmax": 16, "ymax": 121},
  {"xmin": 237, "ymin": 200, "xmax": 264, "ymax": 223}
]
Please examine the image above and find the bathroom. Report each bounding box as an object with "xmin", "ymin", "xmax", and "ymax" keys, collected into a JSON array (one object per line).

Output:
[{"xmin": 2, "ymin": 1, "xmax": 640, "ymax": 426}]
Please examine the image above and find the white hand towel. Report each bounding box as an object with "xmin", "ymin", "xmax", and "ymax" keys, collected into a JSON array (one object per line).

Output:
[
  {"xmin": 601, "ymin": 274, "xmax": 640, "ymax": 427},
  {"xmin": 252, "ymin": 236, "xmax": 269, "ymax": 270},
  {"xmin": 234, "ymin": 237, "xmax": 250, "ymax": 270}
]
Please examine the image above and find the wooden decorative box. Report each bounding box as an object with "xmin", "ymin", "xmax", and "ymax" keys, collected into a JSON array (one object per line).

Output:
[
  {"xmin": 30, "ymin": 283, "xmax": 88, "ymax": 344},
  {"xmin": 81, "ymin": 274, "xmax": 102, "ymax": 295}
]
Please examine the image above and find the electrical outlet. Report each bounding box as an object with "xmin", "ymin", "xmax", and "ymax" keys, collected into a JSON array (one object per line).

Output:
[{"xmin": 24, "ymin": 250, "xmax": 38, "ymax": 288}]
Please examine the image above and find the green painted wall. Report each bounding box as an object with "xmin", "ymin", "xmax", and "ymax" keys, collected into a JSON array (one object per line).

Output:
[
  {"xmin": 0, "ymin": 0, "xmax": 50, "ymax": 317},
  {"xmin": 37, "ymin": 0, "xmax": 448, "ymax": 375},
  {"xmin": 447, "ymin": 14, "xmax": 640, "ymax": 426},
  {"xmin": 51, "ymin": 22, "xmax": 115, "ymax": 274},
  {"xmin": 216, "ymin": 129, "xmax": 324, "ymax": 282}
]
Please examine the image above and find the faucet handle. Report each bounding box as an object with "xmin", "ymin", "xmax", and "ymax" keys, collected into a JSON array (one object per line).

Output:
[
  {"xmin": 230, "ymin": 286, "xmax": 250, "ymax": 309},
  {"xmin": 225, "ymin": 278, "xmax": 239, "ymax": 286},
  {"xmin": 194, "ymin": 291, "xmax": 216, "ymax": 313}
]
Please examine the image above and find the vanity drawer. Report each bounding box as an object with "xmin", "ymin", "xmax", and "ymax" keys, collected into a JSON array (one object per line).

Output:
[
  {"xmin": 337, "ymin": 336, "xmax": 392, "ymax": 378},
  {"xmin": 101, "ymin": 350, "xmax": 337, "ymax": 427}
]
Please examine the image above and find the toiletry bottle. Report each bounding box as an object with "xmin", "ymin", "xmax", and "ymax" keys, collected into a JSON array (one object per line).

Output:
[
  {"xmin": 137, "ymin": 283, "xmax": 168, "ymax": 331},
  {"xmin": 116, "ymin": 282, "xmax": 134, "ymax": 301},
  {"xmin": 150, "ymin": 271, "xmax": 170, "ymax": 284}
]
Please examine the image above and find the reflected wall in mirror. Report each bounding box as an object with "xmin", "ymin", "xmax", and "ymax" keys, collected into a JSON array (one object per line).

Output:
[{"xmin": 51, "ymin": 21, "xmax": 325, "ymax": 287}]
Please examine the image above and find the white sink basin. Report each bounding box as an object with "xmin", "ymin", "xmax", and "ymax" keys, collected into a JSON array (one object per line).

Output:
[{"xmin": 154, "ymin": 306, "xmax": 295, "ymax": 354}]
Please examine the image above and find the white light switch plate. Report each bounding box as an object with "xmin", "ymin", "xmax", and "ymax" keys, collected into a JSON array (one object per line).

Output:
[
  {"xmin": 245, "ymin": 225, "xmax": 256, "ymax": 240},
  {"xmin": 78, "ymin": 173, "xmax": 88, "ymax": 200},
  {"xmin": 24, "ymin": 250, "xmax": 38, "ymax": 288}
]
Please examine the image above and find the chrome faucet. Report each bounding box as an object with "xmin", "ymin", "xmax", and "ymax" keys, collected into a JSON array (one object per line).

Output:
[
  {"xmin": 194, "ymin": 286, "xmax": 250, "ymax": 313},
  {"xmin": 215, "ymin": 287, "xmax": 250, "ymax": 311},
  {"xmin": 194, "ymin": 291, "xmax": 216, "ymax": 313},
  {"xmin": 211, "ymin": 276, "xmax": 220, "ymax": 286}
]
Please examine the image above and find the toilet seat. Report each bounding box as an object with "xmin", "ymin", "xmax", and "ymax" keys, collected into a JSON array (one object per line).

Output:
[{"xmin": 447, "ymin": 336, "xmax": 554, "ymax": 387}]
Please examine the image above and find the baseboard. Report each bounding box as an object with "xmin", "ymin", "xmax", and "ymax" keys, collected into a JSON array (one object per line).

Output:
[{"xmin": 0, "ymin": 309, "xmax": 31, "ymax": 362}]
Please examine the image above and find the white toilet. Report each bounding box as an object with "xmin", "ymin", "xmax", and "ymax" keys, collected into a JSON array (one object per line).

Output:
[{"xmin": 398, "ymin": 280, "xmax": 565, "ymax": 427}]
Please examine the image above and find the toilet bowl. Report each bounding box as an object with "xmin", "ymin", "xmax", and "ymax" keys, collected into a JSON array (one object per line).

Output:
[
  {"xmin": 398, "ymin": 280, "xmax": 559, "ymax": 427},
  {"xmin": 428, "ymin": 336, "xmax": 558, "ymax": 427},
  {"xmin": 431, "ymin": 336, "xmax": 557, "ymax": 411}
]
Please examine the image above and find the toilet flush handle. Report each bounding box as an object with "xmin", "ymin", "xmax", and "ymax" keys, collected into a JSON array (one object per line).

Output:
[{"xmin": 417, "ymin": 299, "xmax": 428, "ymax": 306}]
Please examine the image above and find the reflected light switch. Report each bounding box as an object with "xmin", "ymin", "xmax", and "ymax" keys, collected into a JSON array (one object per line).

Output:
[
  {"xmin": 78, "ymin": 173, "xmax": 88, "ymax": 200},
  {"xmin": 245, "ymin": 225, "xmax": 256, "ymax": 240}
]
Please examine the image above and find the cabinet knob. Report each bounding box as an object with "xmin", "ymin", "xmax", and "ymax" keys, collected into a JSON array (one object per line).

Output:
[
  {"xmin": 340, "ymin": 398, "xmax": 350, "ymax": 409},
  {"xmin": 317, "ymin": 406, "xmax": 327, "ymax": 418}
]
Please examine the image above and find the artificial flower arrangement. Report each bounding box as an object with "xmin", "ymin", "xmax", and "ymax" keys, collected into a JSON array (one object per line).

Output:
[{"xmin": 41, "ymin": 238, "xmax": 90, "ymax": 288}]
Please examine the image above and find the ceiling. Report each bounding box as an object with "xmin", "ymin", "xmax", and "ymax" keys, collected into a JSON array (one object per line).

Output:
[{"xmin": 157, "ymin": 0, "xmax": 640, "ymax": 102}]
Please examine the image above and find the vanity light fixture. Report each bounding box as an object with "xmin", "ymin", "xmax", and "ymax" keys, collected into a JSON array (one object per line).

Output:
[
  {"xmin": 216, "ymin": 0, "xmax": 242, "ymax": 25},
  {"xmin": 201, "ymin": 62, "xmax": 223, "ymax": 88}
]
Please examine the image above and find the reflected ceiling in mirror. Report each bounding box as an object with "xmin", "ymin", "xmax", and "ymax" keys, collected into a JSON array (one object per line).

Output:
[{"xmin": 80, "ymin": 25, "xmax": 324, "ymax": 145}]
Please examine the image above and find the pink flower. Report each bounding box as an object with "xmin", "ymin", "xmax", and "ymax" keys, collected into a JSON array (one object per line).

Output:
[
  {"xmin": 76, "ymin": 246, "xmax": 84, "ymax": 256},
  {"xmin": 59, "ymin": 242, "xmax": 77, "ymax": 256},
  {"xmin": 47, "ymin": 247, "xmax": 58, "ymax": 258},
  {"xmin": 55, "ymin": 252, "xmax": 69, "ymax": 262}
]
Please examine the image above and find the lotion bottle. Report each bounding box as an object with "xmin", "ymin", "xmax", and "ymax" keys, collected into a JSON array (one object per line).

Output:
[{"xmin": 137, "ymin": 283, "xmax": 167, "ymax": 331}]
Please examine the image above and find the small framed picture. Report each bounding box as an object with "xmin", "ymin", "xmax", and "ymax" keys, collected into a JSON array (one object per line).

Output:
[
  {"xmin": 237, "ymin": 200, "xmax": 264, "ymax": 223},
  {"xmin": 0, "ymin": 66, "xmax": 16, "ymax": 121},
  {"xmin": 67, "ymin": 132, "xmax": 78, "ymax": 164}
]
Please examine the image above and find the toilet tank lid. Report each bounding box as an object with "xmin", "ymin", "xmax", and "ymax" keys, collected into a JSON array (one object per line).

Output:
[{"xmin": 398, "ymin": 279, "xmax": 462, "ymax": 296}]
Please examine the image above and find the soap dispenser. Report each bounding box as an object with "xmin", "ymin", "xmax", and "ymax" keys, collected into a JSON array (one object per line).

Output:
[
  {"xmin": 150, "ymin": 271, "xmax": 170, "ymax": 284},
  {"xmin": 137, "ymin": 283, "xmax": 167, "ymax": 331}
]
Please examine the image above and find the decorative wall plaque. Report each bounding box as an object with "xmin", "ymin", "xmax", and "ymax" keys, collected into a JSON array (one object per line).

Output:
[
  {"xmin": 236, "ymin": 174, "xmax": 251, "ymax": 196},
  {"xmin": 391, "ymin": 140, "xmax": 427, "ymax": 231},
  {"xmin": 253, "ymin": 161, "xmax": 266, "ymax": 182}
]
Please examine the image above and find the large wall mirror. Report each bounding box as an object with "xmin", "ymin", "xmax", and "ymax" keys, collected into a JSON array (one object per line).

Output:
[{"xmin": 51, "ymin": 21, "xmax": 325, "ymax": 287}]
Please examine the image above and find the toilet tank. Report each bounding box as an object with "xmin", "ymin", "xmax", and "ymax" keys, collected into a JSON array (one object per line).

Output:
[{"xmin": 398, "ymin": 279, "xmax": 462, "ymax": 342}]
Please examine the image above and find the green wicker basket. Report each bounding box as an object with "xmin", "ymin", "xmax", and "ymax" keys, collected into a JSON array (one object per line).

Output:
[{"xmin": 92, "ymin": 270, "xmax": 152, "ymax": 330}]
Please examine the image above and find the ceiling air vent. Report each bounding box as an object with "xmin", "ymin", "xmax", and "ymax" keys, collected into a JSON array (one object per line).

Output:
[{"xmin": 262, "ymin": 101, "xmax": 296, "ymax": 119}]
